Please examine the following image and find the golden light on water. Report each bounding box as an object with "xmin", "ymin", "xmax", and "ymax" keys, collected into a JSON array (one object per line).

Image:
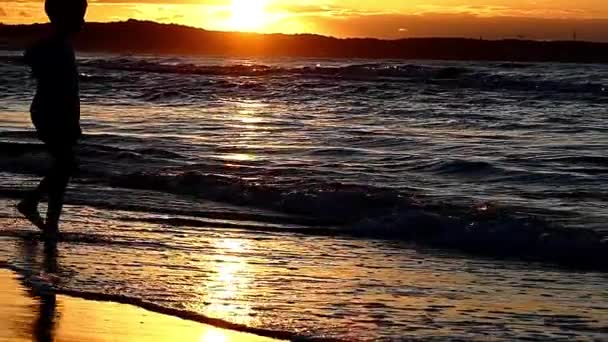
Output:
[
  {"xmin": 233, "ymin": 102, "xmax": 266, "ymax": 126},
  {"xmin": 222, "ymin": 153, "xmax": 257, "ymax": 162},
  {"xmin": 239, "ymin": 117, "xmax": 264, "ymax": 124},
  {"xmin": 195, "ymin": 238, "xmax": 256, "ymax": 326},
  {"xmin": 220, "ymin": 238, "xmax": 246, "ymax": 251},
  {"xmin": 218, "ymin": 101, "xmax": 269, "ymax": 163}
]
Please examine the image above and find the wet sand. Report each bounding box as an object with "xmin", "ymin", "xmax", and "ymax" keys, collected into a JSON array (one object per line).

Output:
[{"xmin": 0, "ymin": 269, "xmax": 278, "ymax": 342}]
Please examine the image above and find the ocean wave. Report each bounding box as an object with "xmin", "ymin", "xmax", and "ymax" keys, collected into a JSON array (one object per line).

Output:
[
  {"xmin": 309, "ymin": 147, "xmax": 371, "ymax": 157},
  {"xmin": 414, "ymin": 159, "xmax": 498, "ymax": 175},
  {"xmin": 78, "ymin": 57, "xmax": 608, "ymax": 96},
  {"xmin": 1, "ymin": 139, "xmax": 606, "ymax": 270},
  {"xmin": 107, "ymin": 213, "xmax": 608, "ymax": 273},
  {"xmin": 2, "ymin": 178, "xmax": 606, "ymax": 272},
  {"xmin": 3, "ymin": 55, "xmax": 606, "ymax": 97},
  {"xmin": 0, "ymin": 55, "xmax": 24, "ymax": 65},
  {"xmin": 348, "ymin": 209, "xmax": 607, "ymax": 271},
  {"xmin": 82, "ymin": 58, "xmax": 285, "ymax": 76},
  {"xmin": 81, "ymin": 58, "xmax": 464, "ymax": 81},
  {"xmin": 494, "ymin": 62, "xmax": 536, "ymax": 69},
  {"xmin": 542, "ymin": 155, "xmax": 608, "ymax": 167},
  {"xmin": 98, "ymin": 171, "xmax": 608, "ymax": 270},
  {"xmin": 0, "ymin": 230, "xmax": 170, "ymax": 249},
  {"xmin": 79, "ymin": 72, "xmax": 126, "ymax": 83},
  {"xmin": 0, "ymin": 139, "xmax": 187, "ymax": 175}
]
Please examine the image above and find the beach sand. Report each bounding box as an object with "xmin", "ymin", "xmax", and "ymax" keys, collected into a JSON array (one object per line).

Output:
[{"xmin": 0, "ymin": 269, "xmax": 278, "ymax": 342}]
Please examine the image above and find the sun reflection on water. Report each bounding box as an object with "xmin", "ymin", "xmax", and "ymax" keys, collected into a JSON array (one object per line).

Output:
[
  {"xmin": 219, "ymin": 101, "xmax": 271, "ymax": 162},
  {"xmin": 197, "ymin": 238, "xmax": 256, "ymax": 326},
  {"xmin": 221, "ymin": 153, "xmax": 257, "ymax": 162},
  {"xmin": 232, "ymin": 102, "xmax": 266, "ymax": 128},
  {"xmin": 238, "ymin": 116, "xmax": 264, "ymax": 124}
]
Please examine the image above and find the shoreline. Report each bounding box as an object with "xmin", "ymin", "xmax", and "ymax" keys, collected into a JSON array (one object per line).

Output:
[{"xmin": 0, "ymin": 268, "xmax": 282, "ymax": 341}]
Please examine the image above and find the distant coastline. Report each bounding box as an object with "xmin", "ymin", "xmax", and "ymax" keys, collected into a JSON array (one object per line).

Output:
[{"xmin": 2, "ymin": 19, "xmax": 608, "ymax": 63}]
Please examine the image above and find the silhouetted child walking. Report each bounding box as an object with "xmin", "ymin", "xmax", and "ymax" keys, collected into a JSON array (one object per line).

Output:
[{"xmin": 18, "ymin": 0, "xmax": 87, "ymax": 238}]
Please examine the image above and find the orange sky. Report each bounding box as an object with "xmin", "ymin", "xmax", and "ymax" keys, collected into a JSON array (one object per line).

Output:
[{"xmin": 1, "ymin": 0, "xmax": 608, "ymax": 41}]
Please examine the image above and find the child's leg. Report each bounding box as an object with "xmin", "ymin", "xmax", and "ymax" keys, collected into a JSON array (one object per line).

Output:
[
  {"xmin": 18, "ymin": 130, "xmax": 51, "ymax": 229},
  {"xmin": 18, "ymin": 177, "xmax": 49, "ymax": 231},
  {"xmin": 20, "ymin": 177, "xmax": 49, "ymax": 206},
  {"xmin": 45, "ymin": 145, "xmax": 77, "ymax": 232}
]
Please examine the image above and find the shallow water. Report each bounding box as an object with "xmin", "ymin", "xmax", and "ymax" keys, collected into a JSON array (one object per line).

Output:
[
  {"xmin": 0, "ymin": 52, "xmax": 607, "ymax": 339},
  {"xmin": 1, "ymin": 198, "xmax": 607, "ymax": 340}
]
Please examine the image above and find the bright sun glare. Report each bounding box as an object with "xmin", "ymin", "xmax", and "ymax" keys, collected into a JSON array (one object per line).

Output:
[{"xmin": 228, "ymin": 0, "xmax": 269, "ymax": 31}]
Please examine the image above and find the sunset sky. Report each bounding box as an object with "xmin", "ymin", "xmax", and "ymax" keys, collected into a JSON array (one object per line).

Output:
[{"xmin": 1, "ymin": 0, "xmax": 608, "ymax": 41}]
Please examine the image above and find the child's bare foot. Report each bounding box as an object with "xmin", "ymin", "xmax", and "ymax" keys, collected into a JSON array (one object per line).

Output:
[{"xmin": 17, "ymin": 200, "xmax": 46, "ymax": 232}]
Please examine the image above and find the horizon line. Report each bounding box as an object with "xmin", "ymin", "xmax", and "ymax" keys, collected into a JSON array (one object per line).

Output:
[{"xmin": 1, "ymin": 18, "xmax": 606, "ymax": 44}]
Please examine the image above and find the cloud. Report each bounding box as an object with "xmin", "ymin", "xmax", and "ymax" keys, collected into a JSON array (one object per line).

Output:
[
  {"xmin": 2, "ymin": 1, "xmax": 608, "ymax": 42},
  {"xmin": 413, "ymin": 4, "xmax": 592, "ymax": 18},
  {"xmin": 0, "ymin": 2, "xmax": 46, "ymax": 22},
  {"xmin": 267, "ymin": 4, "xmax": 329, "ymax": 15},
  {"xmin": 299, "ymin": 13, "xmax": 608, "ymax": 41}
]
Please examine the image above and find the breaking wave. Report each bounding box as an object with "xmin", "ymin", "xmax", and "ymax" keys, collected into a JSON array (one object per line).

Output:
[
  {"xmin": 80, "ymin": 58, "xmax": 608, "ymax": 95},
  {"xmin": 0, "ymin": 139, "xmax": 606, "ymax": 271}
]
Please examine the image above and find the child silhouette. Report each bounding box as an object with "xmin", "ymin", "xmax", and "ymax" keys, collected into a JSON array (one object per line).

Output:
[{"xmin": 18, "ymin": 0, "xmax": 87, "ymax": 238}]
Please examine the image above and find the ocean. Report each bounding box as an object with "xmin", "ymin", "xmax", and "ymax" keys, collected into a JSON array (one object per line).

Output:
[{"xmin": 0, "ymin": 51, "xmax": 607, "ymax": 340}]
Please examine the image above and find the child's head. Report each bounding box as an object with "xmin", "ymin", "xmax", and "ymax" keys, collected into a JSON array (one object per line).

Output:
[{"xmin": 45, "ymin": 0, "xmax": 88, "ymax": 35}]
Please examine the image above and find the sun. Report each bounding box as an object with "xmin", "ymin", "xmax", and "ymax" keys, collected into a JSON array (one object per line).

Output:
[{"xmin": 227, "ymin": 0, "xmax": 270, "ymax": 32}]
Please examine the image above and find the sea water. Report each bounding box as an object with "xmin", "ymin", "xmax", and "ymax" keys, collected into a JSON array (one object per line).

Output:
[{"xmin": 0, "ymin": 52, "xmax": 606, "ymax": 340}]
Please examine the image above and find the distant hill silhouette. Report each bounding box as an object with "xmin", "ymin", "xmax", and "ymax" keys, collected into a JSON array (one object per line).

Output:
[{"xmin": 2, "ymin": 19, "xmax": 608, "ymax": 63}]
